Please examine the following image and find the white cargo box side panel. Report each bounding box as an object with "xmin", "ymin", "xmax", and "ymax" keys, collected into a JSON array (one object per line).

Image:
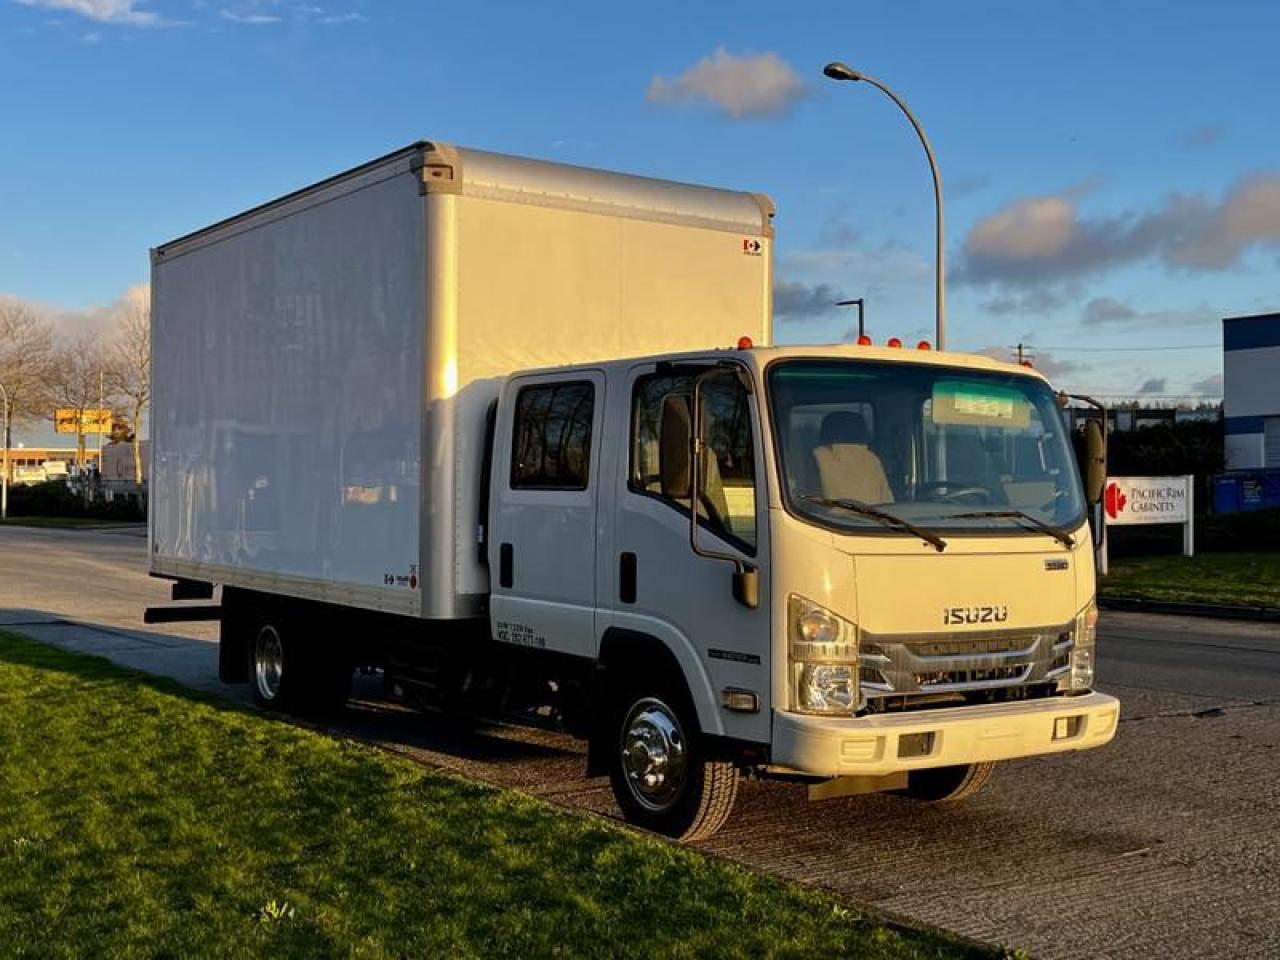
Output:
[
  {"xmin": 151, "ymin": 170, "xmax": 425, "ymax": 615},
  {"xmin": 448, "ymin": 182, "xmax": 772, "ymax": 601}
]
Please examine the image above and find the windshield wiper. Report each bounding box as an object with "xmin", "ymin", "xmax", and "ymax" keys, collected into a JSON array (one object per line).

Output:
[
  {"xmin": 801, "ymin": 495, "xmax": 947, "ymax": 552},
  {"xmin": 944, "ymin": 510, "xmax": 1075, "ymax": 549}
]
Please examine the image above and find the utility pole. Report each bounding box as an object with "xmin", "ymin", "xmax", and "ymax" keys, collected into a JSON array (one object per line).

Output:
[{"xmin": 97, "ymin": 368, "xmax": 104, "ymax": 484}]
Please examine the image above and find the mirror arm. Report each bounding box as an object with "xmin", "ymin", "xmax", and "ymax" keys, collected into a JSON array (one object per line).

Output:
[{"xmin": 1059, "ymin": 391, "xmax": 1108, "ymax": 444}]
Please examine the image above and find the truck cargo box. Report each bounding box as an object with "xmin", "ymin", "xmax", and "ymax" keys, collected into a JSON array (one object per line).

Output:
[{"xmin": 150, "ymin": 141, "xmax": 774, "ymax": 619}]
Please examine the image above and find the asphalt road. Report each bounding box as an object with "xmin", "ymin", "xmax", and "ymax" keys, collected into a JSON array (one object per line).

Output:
[{"xmin": 2, "ymin": 523, "xmax": 1278, "ymax": 959}]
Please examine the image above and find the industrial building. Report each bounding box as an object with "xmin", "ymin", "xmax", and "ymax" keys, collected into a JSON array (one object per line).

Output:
[
  {"xmin": 1, "ymin": 447, "xmax": 101, "ymax": 484},
  {"xmin": 1223, "ymin": 312, "xmax": 1280, "ymax": 470}
]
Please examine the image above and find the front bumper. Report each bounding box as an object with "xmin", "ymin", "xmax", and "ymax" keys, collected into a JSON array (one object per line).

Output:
[{"xmin": 772, "ymin": 691, "xmax": 1120, "ymax": 777}]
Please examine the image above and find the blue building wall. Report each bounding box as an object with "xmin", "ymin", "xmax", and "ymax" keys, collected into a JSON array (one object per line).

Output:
[{"xmin": 1222, "ymin": 312, "xmax": 1280, "ymax": 471}]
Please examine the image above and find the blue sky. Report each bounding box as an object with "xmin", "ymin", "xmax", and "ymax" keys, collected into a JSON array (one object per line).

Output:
[{"xmin": 3, "ymin": 0, "xmax": 1279, "ymax": 441}]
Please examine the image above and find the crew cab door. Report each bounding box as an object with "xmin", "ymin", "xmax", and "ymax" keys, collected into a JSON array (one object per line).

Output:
[
  {"xmin": 606, "ymin": 362, "xmax": 771, "ymax": 744},
  {"xmin": 489, "ymin": 371, "xmax": 604, "ymax": 658}
]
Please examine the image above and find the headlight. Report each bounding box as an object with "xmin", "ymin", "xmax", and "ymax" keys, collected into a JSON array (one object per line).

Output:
[
  {"xmin": 789, "ymin": 595, "xmax": 859, "ymax": 714},
  {"xmin": 1060, "ymin": 600, "xmax": 1097, "ymax": 693}
]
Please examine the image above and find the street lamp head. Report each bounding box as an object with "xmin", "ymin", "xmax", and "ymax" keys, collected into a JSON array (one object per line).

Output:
[{"xmin": 823, "ymin": 61, "xmax": 863, "ymax": 82}]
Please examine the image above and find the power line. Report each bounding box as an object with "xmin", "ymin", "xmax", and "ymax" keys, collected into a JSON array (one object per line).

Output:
[
  {"xmin": 1012, "ymin": 343, "xmax": 1218, "ymax": 353},
  {"xmin": 1068, "ymin": 393, "xmax": 1222, "ymax": 400}
]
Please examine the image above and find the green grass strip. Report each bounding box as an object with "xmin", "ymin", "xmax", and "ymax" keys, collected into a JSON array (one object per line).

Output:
[
  {"xmin": 1100, "ymin": 552, "xmax": 1280, "ymax": 608},
  {"xmin": 0, "ymin": 631, "xmax": 991, "ymax": 960}
]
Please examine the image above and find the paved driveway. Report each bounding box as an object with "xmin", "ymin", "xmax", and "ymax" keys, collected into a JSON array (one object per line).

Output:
[{"xmin": 2, "ymin": 523, "xmax": 1278, "ymax": 959}]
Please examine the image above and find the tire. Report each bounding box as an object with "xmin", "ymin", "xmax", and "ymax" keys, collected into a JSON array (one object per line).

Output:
[
  {"xmin": 249, "ymin": 622, "xmax": 299, "ymax": 711},
  {"xmin": 248, "ymin": 618, "xmax": 350, "ymax": 715},
  {"xmin": 607, "ymin": 689, "xmax": 738, "ymax": 843},
  {"xmin": 902, "ymin": 762, "xmax": 996, "ymax": 805}
]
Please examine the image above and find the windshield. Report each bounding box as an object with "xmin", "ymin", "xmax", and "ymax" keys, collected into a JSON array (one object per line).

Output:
[{"xmin": 767, "ymin": 359, "xmax": 1086, "ymax": 535}]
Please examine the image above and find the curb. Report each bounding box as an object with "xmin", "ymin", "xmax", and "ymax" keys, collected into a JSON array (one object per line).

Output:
[{"xmin": 1099, "ymin": 596, "xmax": 1280, "ymax": 624}]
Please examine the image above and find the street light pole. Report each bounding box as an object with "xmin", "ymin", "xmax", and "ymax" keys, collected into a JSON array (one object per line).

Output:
[
  {"xmin": 0, "ymin": 382, "xmax": 9, "ymax": 520},
  {"xmin": 823, "ymin": 61, "xmax": 946, "ymax": 350},
  {"xmin": 836, "ymin": 298, "xmax": 865, "ymax": 340}
]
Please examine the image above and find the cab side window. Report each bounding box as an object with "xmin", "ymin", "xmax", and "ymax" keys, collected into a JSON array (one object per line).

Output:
[
  {"xmin": 629, "ymin": 371, "xmax": 757, "ymax": 552},
  {"xmin": 511, "ymin": 381, "xmax": 594, "ymax": 490}
]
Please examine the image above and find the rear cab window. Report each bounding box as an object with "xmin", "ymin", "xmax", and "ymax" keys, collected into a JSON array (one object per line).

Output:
[{"xmin": 510, "ymin": 381, "xmax": 595, "ymax": 490}]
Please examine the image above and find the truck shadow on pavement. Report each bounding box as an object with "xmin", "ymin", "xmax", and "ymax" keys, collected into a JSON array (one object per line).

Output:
[{"xmin": 0, "ymin": 608, "xmax": 584, "ymax": 771}]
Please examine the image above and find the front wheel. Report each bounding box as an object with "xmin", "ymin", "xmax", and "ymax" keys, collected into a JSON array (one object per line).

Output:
[
  {"xmin": 608, "ymin": 694, "xmax": 738, "ymax": 843},
  {"xmin": 901, "ymin": 762, "xmax": 996, "ymax": 804}
]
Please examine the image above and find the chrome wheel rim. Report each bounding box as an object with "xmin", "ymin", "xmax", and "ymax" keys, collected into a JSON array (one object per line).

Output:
[
  {"xmin": 254, "ymin": 626, "xmax": 284, "ymax": 702},
  {"xmin": 620, "ymin": 698, "xmax": 688, "ymax": 812}
]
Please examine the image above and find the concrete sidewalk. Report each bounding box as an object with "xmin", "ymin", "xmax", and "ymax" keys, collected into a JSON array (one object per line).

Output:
[{"xmin": 0, "ymin": 610, "xmax": 232, "ymax": 700}]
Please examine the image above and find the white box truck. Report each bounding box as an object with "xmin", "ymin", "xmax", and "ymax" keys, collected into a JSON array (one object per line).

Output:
[{"xmin": 149, "ymin": 141, "xmax": 1118, "ymax": 841}]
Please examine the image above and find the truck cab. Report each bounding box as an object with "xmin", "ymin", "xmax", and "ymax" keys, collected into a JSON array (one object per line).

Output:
[{"xmin": 488, "ymin": 342, "xmax": 1119, "ymax": 840}]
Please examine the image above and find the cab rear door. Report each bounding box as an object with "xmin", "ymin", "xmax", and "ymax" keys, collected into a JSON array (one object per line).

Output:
[{"xmin": 488, "ymin": 371, "xmax": 605, "ymax": 659}]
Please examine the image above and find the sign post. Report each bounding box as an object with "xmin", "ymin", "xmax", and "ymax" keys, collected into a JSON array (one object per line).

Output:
[{"xmin": 1101, "ymin": 475, "xmax": 1195, "ymax": 573}]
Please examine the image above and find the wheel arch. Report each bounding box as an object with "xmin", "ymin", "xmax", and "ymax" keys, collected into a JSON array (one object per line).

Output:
[{"xmin": 587, "ymin": 626, "xmax": 722, "ymax": 775}]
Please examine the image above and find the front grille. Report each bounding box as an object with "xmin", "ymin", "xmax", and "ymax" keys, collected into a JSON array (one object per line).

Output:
[
  {"xmin": 913, "ymin": 665, "xmax": 1027, "ymax": 687},
  {"xmin": 860, "ymin": 624, "xmax": 1073, "ymax": 709}
]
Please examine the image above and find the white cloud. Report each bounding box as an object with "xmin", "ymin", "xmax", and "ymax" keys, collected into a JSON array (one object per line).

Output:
[
  {"xmin": 318, "ymin": 11, "xmax": 362, "ymax": 23},
  {"xmin": 1189, "ymin": 372, "xmax": 1223, "ymax": 395},
  {"xmin": 774, "ymin": 280, "xmax": 847, "ymax": 323},
  {"xmin": 220, "ymin": 8, "xmax": 281, "ymax": 23},
  {"xmin": 15, "ymin": 0, "xmax": 159, "ymax": 25},
  {"xmin": 647, "ymin": 48, "xmax": 806, "ymax": 119},
  {"xmin": 1082, "ymin": 297, "xmax": 1137, "ymax": 325},
  {"xmin": 981, "ymin": 288, "xmax": 1075, "ymax": 315},
  {"xmin": 1080, "ymin": 298, "xmax": 1216, "ymax": 330},
  {"xmin": 966, "ymin": 195, "xmax": 1077, "ymax": 262},
  {"xmin": 954, "ymin": 172, "xmax": 1280, "ymax": 288}
]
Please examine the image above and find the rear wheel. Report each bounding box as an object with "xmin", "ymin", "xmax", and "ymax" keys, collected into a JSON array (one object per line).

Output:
[
  {"xmin": 608, "ymin": 692, "xmax": 738, "ymax": 842},
  {"xmin": 248, "ymin": 618, "xmax": 350, "ymax": 715},
  {"xmin": 251, "ymin": 623, "xmax": 297, "ymax": 710},
  {"xmin": 902, "ymin": 762, "xmax": 996, "ymax": 804}
]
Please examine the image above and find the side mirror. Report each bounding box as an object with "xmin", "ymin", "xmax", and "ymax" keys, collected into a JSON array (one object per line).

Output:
[
  {"xmin": 1083, "ymin": 420, "xmax": 1106, "ymax": 505},
  {"xmin": 659, "ymin": 394, "xmax": 691, "ymax": 500}
]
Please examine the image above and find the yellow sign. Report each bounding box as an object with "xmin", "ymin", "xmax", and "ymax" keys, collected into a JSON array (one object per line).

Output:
[{"xmin": 54, "ymin": 409, "xmax": 113, "ymax": 434}]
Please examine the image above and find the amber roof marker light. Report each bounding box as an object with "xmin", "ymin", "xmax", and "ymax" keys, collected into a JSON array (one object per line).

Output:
[{"xmin": 823, "ymin": 61, "xmax": 946, "ymax": 351}]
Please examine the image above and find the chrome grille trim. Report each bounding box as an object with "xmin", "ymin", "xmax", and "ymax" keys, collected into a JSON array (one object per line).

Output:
[{"xmin": 860, "ymin": 622, "xmax": 1074, "ymax": 699}]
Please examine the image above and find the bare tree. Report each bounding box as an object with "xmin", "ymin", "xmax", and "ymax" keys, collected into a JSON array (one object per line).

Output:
[
  {"xmin": 105, "ymin": 285, "xmax": 150, "ymax": 484},
  {"xmin": 0, "ymin": 299, "xmax": 56, "ymax": 482},
  {"xmin": 48, "ymin": 331, "xmax": 107, "ymax": 471}
]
